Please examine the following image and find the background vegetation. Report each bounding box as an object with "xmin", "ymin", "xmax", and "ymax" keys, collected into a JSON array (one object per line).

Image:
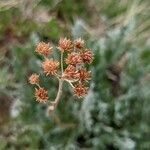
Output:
[{"xmin": 0, "ymin": 0, "xmax": 149, "ymax": 149}]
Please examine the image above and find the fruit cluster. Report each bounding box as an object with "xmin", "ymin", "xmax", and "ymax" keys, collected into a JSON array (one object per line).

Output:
[{"xmin": 29, "ymin": 38, "xmax": 94, "ymax": 113}]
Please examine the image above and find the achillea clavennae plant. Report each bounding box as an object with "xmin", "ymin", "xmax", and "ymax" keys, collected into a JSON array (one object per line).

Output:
[{"xmin": 29, "ymin": 38, "xmax": 94, "ymax": 114}]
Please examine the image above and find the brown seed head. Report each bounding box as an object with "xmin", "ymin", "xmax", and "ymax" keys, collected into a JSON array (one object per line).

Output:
[
  {"xmin": 42, "ymin": 59, "xmax": 59, "ymax": 76},
  {"xmin": 63, "ymin": 65, "xmax": 80, "ymax": 80},
  {"xmin": 73, "ymin": 84, "xmax": 88, "ymax": 98},
  {"xmin": 35, "ymin": 87, "xmax": 48, "ymax": 103},
  {"xmin": 58, "ymin": 38, "xmax": 73, "ymax": 52},
  {"xmin": 66, "ymin": 53, "xmax": 82, "ymax": 66},
  {"xmin": 78, "ymin": 69, "xmax": 91, "ymax": 82},
  {"xmin": 74, "ymin": 38, "xmax": 85, "ymax": 49},
  {"xmin": 35, "ymin": 42, "xmax": 53, "ymax": 57},
  {"xmin": 81, "ymin": 50, "xmax": 94, "ymax": 64},
  {"xmin": 29, "ymin": 74, "xmax": 39, "ymax": 85}
]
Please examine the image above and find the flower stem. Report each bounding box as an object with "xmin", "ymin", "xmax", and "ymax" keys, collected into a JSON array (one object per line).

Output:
[
  {"xmin": 47, "ymin": 52, "xmax": 64, "ymax": 114},
  {"xmin": 47, "ymin": 79, "xmax": 63, "ymax": 114},
  {"xmin": 55, "ymin": 79, "xmax": 63, "ymax": 104},
  {"xmin": 61, "ymin": 52, "xmax": 64, "ymax": 75}
]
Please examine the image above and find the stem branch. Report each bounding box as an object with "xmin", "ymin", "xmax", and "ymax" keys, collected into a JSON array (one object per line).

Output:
[
  {"xmin": 47, "ymin": 52, "xmax": 65, "ymax": 114},
  {"xmin": 61, "ymin": 52, "xmax": 64, "ymax": 74},
  {"xmin": 47, "ymin": 79, "xmax": 63, "ymax": 114}
]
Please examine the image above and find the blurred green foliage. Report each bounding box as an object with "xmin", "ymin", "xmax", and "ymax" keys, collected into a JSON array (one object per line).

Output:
[{"xmin": 0, "ymin": 0, "xmax": 149, "ymax": 149}]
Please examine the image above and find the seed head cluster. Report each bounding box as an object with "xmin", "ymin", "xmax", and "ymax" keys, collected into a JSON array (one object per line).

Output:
[
  {"xmin": 74, "ymin": 38, "xmax": 85, "ymax": 49},
  {"xmin": 58, "ymin": 38, "xmax": 73, "ymax": 52},
  {"xmin": 81, "ymin": 50, "xmax": 94, "ymax": 64},
  {"xmin": 29, "ymin": 38, "xmax": 94, "ymax": 112},
  {"xmin": 66, "ymin": 53, "xmax": 83, "ymax": 65},
  {"xmin": 35, "ymin": 88, "xmax": 48, "ymax": 103},
  {"xmin": 29, "ymin": 74, "xmax": 39, "ymax": 85},
  {"xmin": 73, "ymin": 84, "xmax": 88, "ymax": 98},
  {"xmin": 63, "ymin": 65, "xmax": 80, "ymax": 81},
  {"xmin": 36, "ymin": 42, "xmax": 53, "ymax": 57},
  {"xmin": 42, "ymin": 59, "xmax": 59, "ymax": 76}
]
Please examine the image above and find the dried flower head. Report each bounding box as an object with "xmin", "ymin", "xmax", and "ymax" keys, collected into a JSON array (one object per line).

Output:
[
  {"xmin": 78, "ymin": 69, "xmax": 91, "ymax": 82},
  {"xmin": 29, "ymin": 37, "xmax": 94, "ymax": 114},
  {"xmin": 29, "ymin": 74, "xmax": 39, "ymax": 85},
  {"xmin": 73, "ymin": 84, "xmax": 88, "ymax": 98},
  {"xmin": 63, "ymin": 65, "xmax": 80, "ymax": 80},
  {"xmin": 35, "ymin": 42, "xmax": 53, "ymax": 57},
  {"xmin": 66, "ymin": 53, "xmax": 82, "ymax": 66},
  {"xmin": 81, "ymin": 50, "xmax": 94, "ymax": 64},
  {"xmin": 35, "ymin": 87, "xmax": 48, "ymax": 103},
  {"xmin": 74, "ymin": 38, "xmax": 85, "ymax": 49},
  {"xmin": 58, "ymin": 38, "xmax": 73, "ymax": 52},
  {"xmin": 42, "ymin": 59, "xmax": 59, "ymax": 76}
]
